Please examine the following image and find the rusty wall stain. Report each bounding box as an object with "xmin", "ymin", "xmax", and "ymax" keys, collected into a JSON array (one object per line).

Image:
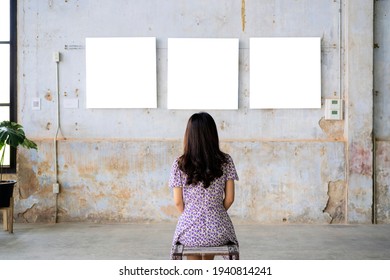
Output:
[
  {"xmin": 45, "ymin": 89, "xmax": 53, "ymax": 101},
  {"xmin": 323, "ymin": 180, "xmax": 346, "ymax": 224},
  {"xmin": 77, "ymin": 162, "xmax": 99, "ymax": 177},
  {"xmin": 319, "ymin": 117, "xmax": 344, "ymax": 141},
  {"xmin": 17, "ymin": 154, "xmax": 39, "ymax": 199},
  {"xmin": 36, "ymin": 160, "xmax": 52, "ymax": 179},
  {"xmin": 349, "ymin": 142, "xmax": 373, "ymax": 176},
  {"xmin": 241, "ymin": 0, "xmax": 246, "ymax": 32}
]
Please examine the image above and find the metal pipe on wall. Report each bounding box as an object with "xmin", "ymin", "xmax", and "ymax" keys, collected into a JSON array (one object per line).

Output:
[
  {"xmin": 339, "ymin": 0, "xmax": 343, "ymax": 101},
  {"xmin": 53, "ymin": 52, "xmax": 61, "ymax": 223}
]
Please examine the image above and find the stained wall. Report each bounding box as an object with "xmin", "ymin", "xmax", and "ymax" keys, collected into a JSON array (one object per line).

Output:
[
  {"xmin": 374, "ymin": 0, "xmax": 390, "ymax": 224},
  {"xmin": 13, "ymin": 0, "xmax": 378, "ymax": 224}
]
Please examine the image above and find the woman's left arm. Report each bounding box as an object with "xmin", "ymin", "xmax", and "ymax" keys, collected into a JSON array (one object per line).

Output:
[{"xmin": 223, "ymin": 179, "xmax": 235, "ymax": 210}]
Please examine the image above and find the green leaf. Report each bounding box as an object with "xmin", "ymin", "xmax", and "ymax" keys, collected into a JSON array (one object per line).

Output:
[
  {"xmin": 0, "ymin": 121, "xmax": 26, "ymax": 148},
  {"xmin": 0, "ymin": 121, "xmax": 38, "ymax": 180},
  {"xmin": 22, "ymin": 138, "xmax": 38, "ymax": 150}
]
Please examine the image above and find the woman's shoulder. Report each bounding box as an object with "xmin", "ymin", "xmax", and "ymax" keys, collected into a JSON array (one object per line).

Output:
[
  {"xmin": 222, "ymin": 152, "xmax": 234, "ymax": 162},
  {"xmin": 172, "ymin": 156, "xmax": 184, "ymax": 170},
  {"xmin": 221, "ymin": 153, "xmax": 239, "ymax": 180},
  {"xmin": 171, "ymin": 157, "xmax": 180, "ymax": 167},
  {"xmin": 221, "ymin": 153, "xmax": 236, "ymax": 168}
]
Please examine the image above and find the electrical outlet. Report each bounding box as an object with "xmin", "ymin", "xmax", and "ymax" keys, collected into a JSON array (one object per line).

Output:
[
  {"xmin": 53, "ymin": 51, "xmax": 60, "ymax": 62},
  {"xmin": 325, "ymin": 99, "xmax": 343, "ymax": 120},
  {"xmin": 53, "ymin": 183, "xmax": 60, "ymax": 194}
]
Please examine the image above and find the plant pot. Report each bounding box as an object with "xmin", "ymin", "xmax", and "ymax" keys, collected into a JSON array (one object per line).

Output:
[{"xmin": 0, "ymin": 180, "xmax": 16, "ymax": 207}]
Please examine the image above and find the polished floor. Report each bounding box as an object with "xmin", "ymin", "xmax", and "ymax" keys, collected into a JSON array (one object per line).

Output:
[{"xmin": 1, "ymin": 222, "xmax": 390, "ymax": 260}]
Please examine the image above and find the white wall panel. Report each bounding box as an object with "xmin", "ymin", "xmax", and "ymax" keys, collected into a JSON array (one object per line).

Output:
[
  {"xmin": 168, "ymin": 38, "xmax": 239, "ymax": 110},
  {"xmin": 250, "ymin": 37, "xmax": 321, "ymax": 109},
  {"xmin": 86, "ymin": 37, "xmax": 157, "ymax": 109}
]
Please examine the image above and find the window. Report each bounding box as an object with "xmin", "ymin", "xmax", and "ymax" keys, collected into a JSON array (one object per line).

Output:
[{"xmin": 0, "ymin": 0, "xmax": 17, "ymax": 172}]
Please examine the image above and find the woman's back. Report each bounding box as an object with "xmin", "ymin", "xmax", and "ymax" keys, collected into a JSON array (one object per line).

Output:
[
  {"xmin": 169, "ymin": 112, "xmax": 239, "ymax": 260},
  {"xmin": 170, "ymin": 154, "xmax": 238, "ymax": 250}
]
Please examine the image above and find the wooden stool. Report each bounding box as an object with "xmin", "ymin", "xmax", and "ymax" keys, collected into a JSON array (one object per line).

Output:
[
  {"xmin": 0, "ymin": 197, "xmax": 14, "ymax": 233},
  {"xmin": 172, "ymin": 243, "xmax": 239, "ymax": 260}
]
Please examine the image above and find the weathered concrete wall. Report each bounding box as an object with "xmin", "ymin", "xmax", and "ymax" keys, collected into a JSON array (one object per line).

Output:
[
  {"xmin": 13, "ymin": 0, "xmax": 376, "ymax": 224},
  {"xmin": 16, "ymin": 140, "xmax": 345, "ymax": 223},
  {"xmin": 345, "ymin": 1, "xmax": 374, "ymax": 223},
  {"xmin": 374, "ymin": 0, "xmax": 390, "ymax": 223},
  {"xmin": 376, "ymin": 141, "xmax": 390, "ymax": 223}
]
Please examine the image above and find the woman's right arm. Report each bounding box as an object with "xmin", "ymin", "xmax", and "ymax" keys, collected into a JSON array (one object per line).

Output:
[{"xmin": 173, "ymin": 187, "xmax": 184, "ymax": 213}]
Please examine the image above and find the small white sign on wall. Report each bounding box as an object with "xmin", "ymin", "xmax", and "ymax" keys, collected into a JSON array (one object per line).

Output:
[
  {"xmin": 167, "ymin": 38, "xmax": 239, "ymax": 110},
  {"xmin": 250, "ymin": 37, "xmax": 322, "ymax": 109},
  {"xmin": 86, "ymin": 37, "xmax": 157, "ymax": 109}
]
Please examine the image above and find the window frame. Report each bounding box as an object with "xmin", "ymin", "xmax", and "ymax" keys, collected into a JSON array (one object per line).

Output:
[{"xmin": 1, "ymin": 0, "xmax": 17, "ymax": 173}]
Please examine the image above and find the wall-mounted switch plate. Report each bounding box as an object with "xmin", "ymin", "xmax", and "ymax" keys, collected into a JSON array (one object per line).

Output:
[
  {"xmin": 53, "ymin": 183, "xmax": 60, "ymax": 194},
  {"xmin": 325, "ymin": 99, "xmax": 343, "ymax": 120},
  {"xmin": 32, "ymin": 98, "xmax": 41, "ymax": 110},
  {"xmin": 53, "ymin": 51, "xmax": 60, "ymax": 62}
]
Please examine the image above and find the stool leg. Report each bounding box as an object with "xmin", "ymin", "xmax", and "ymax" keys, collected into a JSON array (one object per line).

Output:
[
  {"xmin": 3, "ymin": 209, "xmax": 8, "ymax": 231},
  {"xmin": 172, "ymin": 244, "xmax": 184, "ymax": 260},
  {"xmin": 9, "ymin": 198, "xmax": 14, "ymax": 233}
]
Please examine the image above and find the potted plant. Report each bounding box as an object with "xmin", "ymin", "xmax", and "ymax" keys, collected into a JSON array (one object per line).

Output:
[{"xmin": 0, "ymin": 121, "xmax": 37, "ymax": 207}]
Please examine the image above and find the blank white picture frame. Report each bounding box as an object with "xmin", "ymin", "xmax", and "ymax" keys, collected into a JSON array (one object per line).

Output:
[
  {"xmin": 168, "ymin": 38, "xmax": 239, "ymax": 110},
  {"xmin": 86, "ymin": 37, "xmax": 157, "ymax": 108},
  {"xmin": 250, "ymin": 37, "xmax": 321, "ymax": 109}
]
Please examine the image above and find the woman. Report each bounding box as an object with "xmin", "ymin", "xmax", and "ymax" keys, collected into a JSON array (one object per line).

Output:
[{"xmin": 169, "ymin": 112, "xmax": 239, "ymax": 260}]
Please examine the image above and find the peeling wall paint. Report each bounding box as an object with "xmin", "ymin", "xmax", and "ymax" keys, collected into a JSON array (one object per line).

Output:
[
  {"xmin": 14, "ymin": 140, "xmax": 345, "ymax": 223},
  {"xmin": 318, "ymin": 118, "xmax": 344, "ymax": 141},
  {"xmin": 7, "ymin": 0, "xmax": 379, "ymax": 224},
  {"xmin": 323, "ymin": 180, "xmax": 346, "ymax": 224}
]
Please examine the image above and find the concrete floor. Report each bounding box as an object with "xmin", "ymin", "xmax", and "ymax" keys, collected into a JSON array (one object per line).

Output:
[{"xmin": 1, "ymin": 223, "xmax": 390, "ymax": 260}]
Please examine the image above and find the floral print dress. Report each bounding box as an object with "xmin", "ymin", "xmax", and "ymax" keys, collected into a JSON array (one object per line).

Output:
[{"xmin": 169, "ymin": 154, "xmax": 239, "ymax": 259}]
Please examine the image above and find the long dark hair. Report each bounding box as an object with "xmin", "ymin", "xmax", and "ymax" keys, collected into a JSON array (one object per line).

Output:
[{"xmin": 178, "ymin": 112, "xmax": 227, "ymax": 188}]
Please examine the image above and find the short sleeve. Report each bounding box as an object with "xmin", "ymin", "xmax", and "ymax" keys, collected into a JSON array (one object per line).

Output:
[
  {"xmin": 225, "ymin": 154, "xmax": 239, "ymax": 181},
  {"xmin": 169, "ymin": 158, "xmax": 184, "ymax": 188}
]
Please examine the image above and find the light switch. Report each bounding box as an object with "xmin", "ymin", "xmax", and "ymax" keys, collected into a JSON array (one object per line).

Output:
[
  {"xmin": 325, "ymin": 99, "xmax": 343, "ymax": 120},
  {"xmin": 32, "ymin": 98, "xmax": 41, "ymax": 110}
]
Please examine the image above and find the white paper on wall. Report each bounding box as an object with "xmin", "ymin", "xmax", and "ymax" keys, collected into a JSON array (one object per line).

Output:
[
  {"xmin": 86, "ymin": 37, "xmax": 157, "ymax": 108},
  {"xmin": 250, "ymin": 37, "xmax": 322, "ymax": 109},
  {"xmin": 167, "ymin": 38, "xmax": 239, "ymax": 110}
]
